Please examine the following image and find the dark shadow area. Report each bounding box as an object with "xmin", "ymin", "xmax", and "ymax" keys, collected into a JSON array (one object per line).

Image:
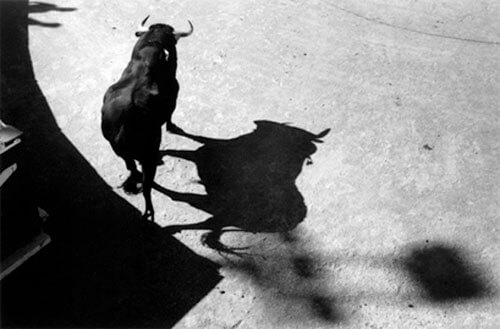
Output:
[
  {"xmin": 27, "ymin": 1, "xmax": 77, "ymax": 27},
  {"xmin": 159, "ymin": 121, "xmax": 330, "ymax": 250},
  {"xmin": 1, "ymin": 1, "xmax": 221, "ymax": 327},
  {"xmin": 402, "ymin": 242, "xmax": 492, "ymax": 302}
]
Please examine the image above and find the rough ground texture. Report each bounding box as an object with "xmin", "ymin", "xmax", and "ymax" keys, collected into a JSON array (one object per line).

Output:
[{"xmin": 1, "ymin": 0, "xmax": 499, "ymax": 328}]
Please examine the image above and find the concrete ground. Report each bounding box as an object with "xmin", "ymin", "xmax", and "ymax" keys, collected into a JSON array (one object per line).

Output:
[{"xmin": 7, "ymin": 0, "xmax": 500, "ymax": 328}]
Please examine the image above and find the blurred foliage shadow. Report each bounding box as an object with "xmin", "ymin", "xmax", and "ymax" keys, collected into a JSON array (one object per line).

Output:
[
  {"xmin": 222, "ymin": 231, "xmax": 345, "ymax": 324},
  {"xmin": 402, "ymin": 242, "xmax": 493, "ymax": 303}
]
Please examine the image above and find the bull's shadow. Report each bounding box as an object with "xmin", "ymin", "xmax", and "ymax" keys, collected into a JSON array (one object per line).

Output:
[{"xmin": 157, "ymin": 121, "xmax": 330, "ymax": 253}]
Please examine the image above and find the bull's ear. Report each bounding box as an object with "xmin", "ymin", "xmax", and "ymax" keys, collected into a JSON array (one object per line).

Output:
[{"xmin": 135, "ymin": 31, "xmax": 146, "ymax": 37}]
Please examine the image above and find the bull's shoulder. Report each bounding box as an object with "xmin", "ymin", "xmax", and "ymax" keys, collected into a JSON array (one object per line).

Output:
[
  {"xmin": 104, "ymin": 60, "xmax": 143, "ymax": 97},
  {"xmin": 102, "ymin": 90, "xmax": 132, "ymax": 115},
  {"xmin": 132, "ymin": 42, "xmax": 162, "ymax": 59},
  {"xmin": 132, "ymin": 45, "xmax": 166, "ymax": 72}
]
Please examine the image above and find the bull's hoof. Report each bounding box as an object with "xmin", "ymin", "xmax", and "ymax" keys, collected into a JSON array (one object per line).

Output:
[
  {"xmin": 122, "ymin": 175, "xmax": 142, "ymax": 194},
  {"xmin": 142, "ymin": 210, "xmax": 154, "ymax": 222}
]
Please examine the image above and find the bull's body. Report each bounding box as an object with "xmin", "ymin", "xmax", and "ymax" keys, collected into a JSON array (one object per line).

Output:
[{"xmin": 101, "ymin": 18, "xmax": 192, "ymax": 220}]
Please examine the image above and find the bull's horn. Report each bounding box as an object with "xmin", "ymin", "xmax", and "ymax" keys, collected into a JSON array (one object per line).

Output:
[
  {"xmin": 136, "ymin": 15, "xmax": 150, "ymax": 33},
  {"xmin": 140, "ymin": 15, "xmax": 150, "ymax": 26},
  {"xmin": 173, "ymin": 20, "xmax": 193, "ymax": 40}
]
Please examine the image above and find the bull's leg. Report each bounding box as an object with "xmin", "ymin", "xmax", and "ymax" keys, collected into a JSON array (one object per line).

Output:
[
  {"xmin": 141, "ymin": 160, "xmax": 157, "ymax": 222},
  {"xmin": 122, "ymin": 158, "xmax": 142, "ymax": 194},
  {"xmin": 165, "ymin": 108, "xmax": 183, "ymax": 133}
]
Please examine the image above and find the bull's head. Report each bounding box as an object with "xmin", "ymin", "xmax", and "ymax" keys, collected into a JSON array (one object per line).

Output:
[
  {"xmin": 134, "ymin": 16, "xmax": 193, "ymax": 62},
  {"xmin": 135, "ymin": 15, "xmax": 193, "ymax": 40}
]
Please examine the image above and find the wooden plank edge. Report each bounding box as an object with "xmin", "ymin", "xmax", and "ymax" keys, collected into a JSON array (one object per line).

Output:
[{"xmin": 0, "ymin": 232, "xmax": 51, "ymax": 280}]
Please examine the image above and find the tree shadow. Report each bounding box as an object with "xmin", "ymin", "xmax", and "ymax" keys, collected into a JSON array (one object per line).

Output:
[
  {"xmin": 401, "ymin": 242, "xmax": 493, "ymax": 303},
  {"xmin": 27, "ymin": 1, "xmax": 77, "ymax": 27},
  {"xmin": 222, "ymin": 231, "xmax": 345, "ymax": 324},
  {"xmin": 293, "ymin": 240, "xmax": 496, "ymax": 305},
  {"xmin": 158, "ymin": 121, "xmax": 330, "ymax": 245},
  {"xmin": 0, "ymin": 1, "xmax": 220, "ymax": 328}
]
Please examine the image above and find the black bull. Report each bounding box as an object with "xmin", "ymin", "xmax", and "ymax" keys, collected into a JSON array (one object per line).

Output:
[{"xmin": 101, "ymin": 17, "xmax": 193, "ymax": 221}]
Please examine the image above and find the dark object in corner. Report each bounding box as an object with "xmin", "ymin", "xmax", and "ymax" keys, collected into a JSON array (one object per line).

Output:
[{"xmin": 0, "ymin": 121, "xmax": 50, "ymax": 279}]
